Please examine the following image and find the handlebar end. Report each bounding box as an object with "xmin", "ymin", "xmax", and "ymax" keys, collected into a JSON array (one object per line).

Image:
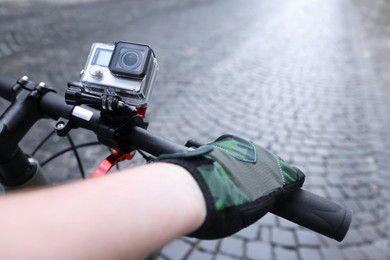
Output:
[
  {"xmin": 333, "ymin": 207, "xmax": 352, "ymax": 242},
  {"xmin": 271, "ymin": 189, "xmax": 352, "ymax": 242}
]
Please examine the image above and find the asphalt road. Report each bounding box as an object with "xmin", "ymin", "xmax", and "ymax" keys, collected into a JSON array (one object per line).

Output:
[{"xmin": 0, "ymin": 0, "xmax": 390, "ymax": 259}]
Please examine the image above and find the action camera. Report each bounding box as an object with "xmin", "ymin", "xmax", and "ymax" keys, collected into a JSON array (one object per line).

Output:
[{"xmin": 80, "ymin": 41, "xmax": 158, "ymax": 107}]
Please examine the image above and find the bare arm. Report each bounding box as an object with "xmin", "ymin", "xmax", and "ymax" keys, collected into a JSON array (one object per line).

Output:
[{"xmin": 0, "ymin": 163, "xmax": 206, "ymax": 260}]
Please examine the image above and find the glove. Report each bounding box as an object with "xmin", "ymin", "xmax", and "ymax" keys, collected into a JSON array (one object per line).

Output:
[{"xmin": 156, "ymin": 135, "xmax": 305, "ymax": 239}]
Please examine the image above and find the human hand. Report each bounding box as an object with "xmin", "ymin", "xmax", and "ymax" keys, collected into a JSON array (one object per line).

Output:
[{"xmin": 157, "ymin": 135, "xmax": 305, "ymax": 239}]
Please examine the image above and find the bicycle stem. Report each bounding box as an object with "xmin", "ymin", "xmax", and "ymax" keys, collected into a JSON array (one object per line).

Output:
[{"xmin": 0, "ymin": 77, "xmax": 49, "ymax": 189}]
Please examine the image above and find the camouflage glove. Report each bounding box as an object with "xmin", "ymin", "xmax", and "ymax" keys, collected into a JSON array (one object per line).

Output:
[{"xmin": 157, "ymin": 135, "xmax": 305, "ymax": 239}]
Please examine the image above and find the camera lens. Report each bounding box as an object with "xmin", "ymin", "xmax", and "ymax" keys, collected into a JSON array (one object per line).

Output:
[
  {"xmin": 120, "ymin": 51, "xmax": 141, "ymax": 70},
  {"xmin": 109, "ymin": 42, "xmax": 151, "ymax": 79}
]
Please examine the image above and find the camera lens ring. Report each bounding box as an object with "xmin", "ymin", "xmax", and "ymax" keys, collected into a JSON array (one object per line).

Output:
[{"xmin": 119, "ymin": 50, "xmax": 142, "ymax": 70}]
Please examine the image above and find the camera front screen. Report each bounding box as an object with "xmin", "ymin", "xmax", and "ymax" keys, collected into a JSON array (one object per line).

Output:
[
  {"xmin": 92, "ymin": 48, "xmax": 112, "ymax": 67},
  {"xmin": 108, "ymin": 42, "xmax": 151, "ymax": 79}
]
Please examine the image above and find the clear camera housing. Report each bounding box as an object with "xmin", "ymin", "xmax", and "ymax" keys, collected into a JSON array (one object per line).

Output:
[{"xmin": 80, "ymin": 42, "xmax": 158, "ymax": 107}]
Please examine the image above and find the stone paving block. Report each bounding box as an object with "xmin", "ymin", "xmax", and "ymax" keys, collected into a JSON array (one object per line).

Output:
[
  {"xmin": 306, "ymin": 154, "xmax": 324, "ymax": 165},
  {"xmin": 306, "ymin": 175, "xmax": 326, "ymax": 186},
  {"xmin": 320, "ymin": 247, "xmax": 344, "ymax": 260},
  {"xmin": 381, "ymin": 189, "xmax": 390, "ymax": 199},
  {"xmin": 341, "ymin": 228, "xmax": 365, "ymax": 245},
  {"xmin": 296, "ymin": 229, "xmax": 321, "ymax": 247},
  {"xmin": 342, "ymin": 187, "xmax": 359, "ymax": 199},
  {"xmin": 274, "ymin": 246, "xmax": 299, "ymax": 260},
  {"xmin": 360, "ymin": 240, "xmax": 390, "ymax": 260},
  {"xmin": 271, "ymin": 228, "xmax": 296, "ymax": 248},
  {"xmin": 341, "ymin": 246, "xmax": 369, "ymax": 260},
  {"xmin": 343, "ymin": 175, "xmax": 363, "ymax": 187},
  {"xmin": 315, "ymin": 147, "xmax": 331, "ymax": 157},
  {"xmin": 375, "ymin": 222, "xmax": 389, "ymax": 237},
  {"xmin": 187, "ymin": 249, "xmax": 214, "ymax": 260},
  {"xmin": 291, "ymin": 154, "xmax": 311, "ymax": 165},
  {"xmin": 219, "ymin": 237, "xmax": 244, "ymax": 258},
  {"xmin": 214, "ymin": 253, "xmax": 240, "ymax": 260},
  {"xmin": 299, "ymin": 247, "xmax": 323, "ymax": 260},
  {"xmin": 282, "ymin": 144, "xmax": 299, "ymax": 157},
  {"xmin": 160, "ymin": 240, "xmax": 192, "ymax": 259},
  {"xmin": 303, "ymin": 138, "xmax": 319, "ymax": 147},
  {"xmin": 305, "ymin": 164, "xmax": 327, "ymax": 176},
  {"xmin": 234, "ymin": 223, "xmax": 259, "ymax": 240},
  {"xmin": 198, "ymin": 240, "xmax": 219, "ymax": 253},
  {"xmin": 326, "ymin": 174, "xmax": 343, "ymax": 185},
  {"xmin": 325, "ymin": 186, "xmax": 345, "ymax": 199},
  {"xmin": 246, "ymin": 241, "xmax": 272, "ymax": 260},
  {"xmin": 356, "ymin": 185, "xmax": 377, "ymax": 198},
  {"xmin": 352, "ymin": 199, "xmax": 374, "ymax": 211},
  {"xmin": 259, "ymin": 226, "xmax": 272, "ymax": 243},
  {"xmin": 355, "ymin": 211, "xmax": 378, "ymax": 225},
  {"xmin": 356, "ymin": 226, "xmax": 380, "ymax": 243}
]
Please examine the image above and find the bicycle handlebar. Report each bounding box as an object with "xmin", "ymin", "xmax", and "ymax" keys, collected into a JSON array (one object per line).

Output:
[
  {"xmin": 0, "ymin": 75, "xmax": 17, "ymax": 101},
  {"xmin": 0, "ymin": 75, "xmax": 351, "ymax": 241}
]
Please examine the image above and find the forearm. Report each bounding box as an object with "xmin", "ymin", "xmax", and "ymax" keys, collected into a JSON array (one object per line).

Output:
[{"xmin": 0, "ymin": 163, "xmax": 206, "ymax": 260}]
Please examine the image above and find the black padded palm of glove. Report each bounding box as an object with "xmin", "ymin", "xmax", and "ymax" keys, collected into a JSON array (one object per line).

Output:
[{"xmin": 157, "ymin": 135, "xmax": 305, "ymax": 239}]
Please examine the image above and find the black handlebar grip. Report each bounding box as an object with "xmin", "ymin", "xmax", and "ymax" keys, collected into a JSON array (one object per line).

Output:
[{"xmin": 271, "ymin": 189, "xmax": 352, "ymax": 241}]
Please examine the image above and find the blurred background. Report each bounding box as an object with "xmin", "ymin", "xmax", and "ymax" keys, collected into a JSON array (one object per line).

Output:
[{"xmin": 0, "ymin": 0, "xmax": 389, "ymax": 259}]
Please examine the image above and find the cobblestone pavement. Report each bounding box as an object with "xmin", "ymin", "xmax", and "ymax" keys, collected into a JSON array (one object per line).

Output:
[{"xmin": 0, "ymin": 0, "xmax": 390, "ymax": 259}]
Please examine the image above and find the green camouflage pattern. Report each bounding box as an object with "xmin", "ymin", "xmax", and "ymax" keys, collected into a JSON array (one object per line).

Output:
[
  {"xmin": 196, "ymin": 135, "xmax": 300, "ymax": 211},
  {"xmin": 210, "ymin": 135, "xmax": 256, "ymax": 163},
  {"xmin": 157, "ymin": 135, "xmax": 302, "ymax": 212},
  {"xmin": 197, "ymin": 161, "xmax": 250, "ymax": 210}
]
